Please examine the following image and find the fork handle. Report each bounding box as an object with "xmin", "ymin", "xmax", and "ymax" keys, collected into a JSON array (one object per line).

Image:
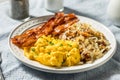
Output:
[{"xmin": 0, "ymin": 67, "xmax": 5, "ymax": 80}]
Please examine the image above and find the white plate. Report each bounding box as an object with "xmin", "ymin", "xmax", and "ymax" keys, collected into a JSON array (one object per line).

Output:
[{"xmin": 8, "ymin": 15, "xmax": 117, "ymax": 74}]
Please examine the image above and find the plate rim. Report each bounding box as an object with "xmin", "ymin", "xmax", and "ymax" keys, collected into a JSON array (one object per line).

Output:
[{"xmin": 8, "ymin": 15, "xmax": 117, "ymax": 74}]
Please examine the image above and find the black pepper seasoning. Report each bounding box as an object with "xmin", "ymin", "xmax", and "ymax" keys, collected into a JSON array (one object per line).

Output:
[{"xmin": 11, "ymin": 0, "xmax": 29, "ymax": 20}]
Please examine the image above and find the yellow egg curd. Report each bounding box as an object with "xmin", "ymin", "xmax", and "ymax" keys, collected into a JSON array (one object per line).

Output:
[{"xmin": 24, "ymin": 35, "xmax": 80, "ymax": 67}]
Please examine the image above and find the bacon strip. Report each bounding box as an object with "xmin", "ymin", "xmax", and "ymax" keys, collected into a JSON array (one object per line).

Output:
[{"xmin": 11, "ymin": 12, "xmax": 79, "ymax": 48}]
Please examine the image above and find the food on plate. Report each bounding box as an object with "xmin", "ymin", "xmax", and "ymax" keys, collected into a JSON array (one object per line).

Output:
[
  {"xmin": 58, "ymin": 22, "xmax": 110, "ymax": 63},
  {"xmin": 11, "ymin": 12, "xmax": 111, "ymax": 67},
  {"xmin": 24, "ymin": 35, "xmax": 80, "ymax": 67},
  {"xmin": 11, "ymin": 12, "xmax": 79, "ymax": 48}
]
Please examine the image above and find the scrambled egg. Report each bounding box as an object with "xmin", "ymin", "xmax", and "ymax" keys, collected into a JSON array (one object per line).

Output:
[{"xmin": 24, "ymin": 35, "xmax": 80, "ymax": 67}]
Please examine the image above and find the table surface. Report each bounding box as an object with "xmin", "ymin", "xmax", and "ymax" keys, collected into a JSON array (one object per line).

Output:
[{"xmin": 0, "ymin": 0, "xmax": 120, "ymax": 80}]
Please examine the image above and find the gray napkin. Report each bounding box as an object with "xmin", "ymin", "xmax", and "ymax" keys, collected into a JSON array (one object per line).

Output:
[{"xmin": 0, "ymin": 0, "xmax": 120, "ymax": 80}]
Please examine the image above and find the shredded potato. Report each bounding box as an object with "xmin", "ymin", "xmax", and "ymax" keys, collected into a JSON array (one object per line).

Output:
[
  {"xmin": 24, "ymin": 35, "xmax": 80, "ymax": 67},
  {"xmin": 59, "ymin": 22, "xmax": 111, "ymax": 63}
]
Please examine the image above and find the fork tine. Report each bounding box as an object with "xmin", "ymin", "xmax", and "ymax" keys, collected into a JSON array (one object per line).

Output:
[
  {"xmin": 0, "ymin": 52, "xmax": 2, "ymax": 64},
  {"xmin": 0, "ymin": 52, "xmax": 5, "ymax": 80}
]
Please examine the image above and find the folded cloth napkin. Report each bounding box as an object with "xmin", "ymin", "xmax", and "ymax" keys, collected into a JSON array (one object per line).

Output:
[{"xmin": 0, "ymin": 0, "xmax": 120, "ymax": 80}]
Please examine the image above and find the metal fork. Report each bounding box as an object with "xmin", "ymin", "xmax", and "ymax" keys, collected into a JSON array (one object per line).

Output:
[{"xmin": 0, "ymin": 52, "xmax": 5, "ymax": 80}]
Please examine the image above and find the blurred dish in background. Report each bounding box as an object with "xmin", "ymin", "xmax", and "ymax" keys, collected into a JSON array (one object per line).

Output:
[
  {"xmin": 45, "ymin": 0, "xmax": 64, "ymax": 12},
  {"xmin": 107, "ymin": 0, "xmax": 120, "ymax": 27}
]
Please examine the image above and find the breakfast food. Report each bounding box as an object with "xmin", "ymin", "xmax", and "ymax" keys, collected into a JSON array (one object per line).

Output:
[
  {"xmin": 24, "ymin": 35, "xmax": 80, "ymax": 67},
  {"xmin": 11, "ymin": 12, "xmax": 79, "ymax": 48},
  {"xmin": 58, "ymin": 22, "xmax": 110, "ymax": 63},
  {"xmin": 11, "ymin": 12, "xmax": 110, "ymax": 67}
]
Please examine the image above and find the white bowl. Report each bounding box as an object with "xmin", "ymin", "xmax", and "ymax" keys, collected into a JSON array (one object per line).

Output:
[{"xmin": 8, "ymin": 15, "xmax": 117, "ymax": 74}]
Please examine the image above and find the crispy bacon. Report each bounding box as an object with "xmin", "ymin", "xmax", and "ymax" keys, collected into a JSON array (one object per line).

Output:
[
  {"xmin": 52, "ymin": 18, "xmax": 79, "ymax": 35},
  {"xmin": 11, "ymin": 12, "xmax": 79, "ymax": 48}
]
